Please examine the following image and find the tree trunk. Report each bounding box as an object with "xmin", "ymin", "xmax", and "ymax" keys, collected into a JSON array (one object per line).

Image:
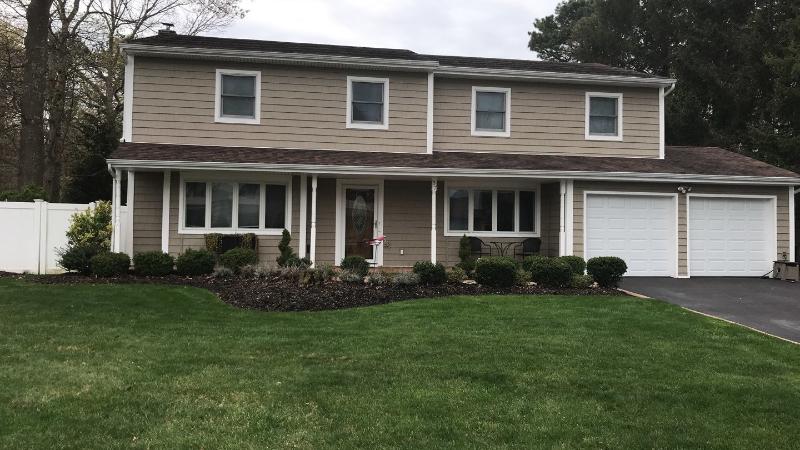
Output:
[{"xmin": 18, "ymin": 0, "xmax": 53, "ymax": 189}]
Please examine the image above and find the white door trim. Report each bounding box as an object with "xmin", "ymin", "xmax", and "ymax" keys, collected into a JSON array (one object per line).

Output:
[
  {"xmin": 686, "ymin": 194, "xmax": 778, "ymax": 277},
  {"xmin": 583, "ymin": 191, "xmax": 679, "ymax": 278},
  {"xmin": 335, "ymin": 178, "xmax": 385, "ymax": 266}
]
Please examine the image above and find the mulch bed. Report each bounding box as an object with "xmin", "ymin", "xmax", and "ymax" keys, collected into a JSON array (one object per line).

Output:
[{"xmin": 1, "ymin": 271, "xmax": 621, "ymax": 312}]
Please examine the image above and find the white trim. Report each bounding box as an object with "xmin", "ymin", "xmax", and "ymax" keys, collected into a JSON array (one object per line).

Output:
[
  {"xmin": 299, "ymin": 174, "xmax": 307, "ymax": 258},
  {"xmin": 431, "ymin": 179, "xmax": 437, "ymax": 263},
  {"xmin": 790, "ymin": 186, "xmax": 796, "ymax": 262},
  {"xmin": 685, "ymin": 194, "xmax": 778, "ymax": 276},
  {"xmin": 310, "ymin": 175, "xmax": 318, "ymax": 266},
  {"xmin": 111, "ymin": 169, "xmax": 121, "ymax": 252},
  {"xmin": 176, "ymin": 172, "xmax": 292, "ymax": 235},
  {"xmin": 583, "ymin": 191, "xmax": 679, "ymax": 278},
  {"xmin": 335, "ymin": 178, "xmax": 385, "ymax": 266},
  {"xmin": 442, "ymin": 180, "xmax": 540, "ymax": 238},
  {"xmin": 435, "ymin": 65, "xmax": 676, "ymax": 87},
  {"xmin": 214, "ymin": 68, "xmax": 261, "ymax": 124},
  {"xmin": 346, "ymin": 76, "xmax": 389, "ymax": 130},
  {"xmin": 122, "ymin": 55, "xmax": 134, "ymax": 142},
  {"xmin": 107, "ymin": 158, "xmax": 800, "ymax": 186},
  {"xmin": 658, "ymin": 87, "xmax": 665, "ymax": 159},
  {"xmin": 161, "ymin": 170, "xmax": 171, "ymax": 253},
  {"xmin": 559, "ymin": 180, "xmax": 566, "ymax": 256},
  {"xmin": 585, "ymin": 92, "xmax": 623, "ymax": 141},
  {"xmin": 126, "ymin": 170, "xmax": 135, "ymax": 256},
  {"xmin": 470, "ymin": 86, "xmax": 511, "ymax": 137},
  {"xmin": 426, "ymin": 73, "xmax": 434, "ymax": 153},
  {"xmin": 565, "ymin": 180, "xmax": 574, "ymax": 256}
]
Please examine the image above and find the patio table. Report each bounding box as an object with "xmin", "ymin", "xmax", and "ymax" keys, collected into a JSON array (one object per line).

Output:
[{"xmin": 489, "ymin": 241, "xmax": 514, "ymax": 256}]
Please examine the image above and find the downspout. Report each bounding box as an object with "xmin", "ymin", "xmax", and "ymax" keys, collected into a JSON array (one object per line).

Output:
[{"xmin": 664, "ymin": 82, "xmax": 676, "ymax": 96}]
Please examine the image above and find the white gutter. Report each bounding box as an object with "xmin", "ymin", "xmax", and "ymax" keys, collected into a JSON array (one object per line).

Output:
[
  {"xmin": 664, "ymin": 82, "xmax": 677, "ymax": 96},
  {"xmin": 106, "ymin": 158, "xmax": 800, "ymax": 186},
  {"xmin": 435, "ymin": 66, "xmax": 676, "ymax": 88}
]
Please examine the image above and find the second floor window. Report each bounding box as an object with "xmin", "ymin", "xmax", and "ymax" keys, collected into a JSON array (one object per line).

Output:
[
  {"xmin": 586, "ymin": 92, "xmax": 623, "ymax": 140},
  {"xmin": 215, "ymin": 69, "xmax": 261, "ymax": 124},
  {"xmin": 347, "ymin": 76, "xmax": 389, "ymax": 129},
  {"xmin": 471, "ymin": 87, "xmax": 511, "ymax": 137}
]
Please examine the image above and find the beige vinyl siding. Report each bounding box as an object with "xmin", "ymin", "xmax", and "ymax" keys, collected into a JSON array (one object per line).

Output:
[
  {"xmin": 132, "ymin": 57, "xmax": 428, "ymax": 153},
  {"xmin": 540, "ymin": 183, "xmax": 561, "ymax": 256},
  {"xmin": 433, "ymin": 79, "xmax": 660, "ymax": 157},
  {"xmin": 132, "ymin": 171, "xmax": 163, "ymax": 254},
  {"xmin": 572, "ymin": 181, "xmax": 791, "ymax": 276}
]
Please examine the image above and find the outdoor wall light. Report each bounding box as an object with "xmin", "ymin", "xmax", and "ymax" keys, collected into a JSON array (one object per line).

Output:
[{"xmin": 677, "ymin": 186, "xmax": 693, "ymax": 194}]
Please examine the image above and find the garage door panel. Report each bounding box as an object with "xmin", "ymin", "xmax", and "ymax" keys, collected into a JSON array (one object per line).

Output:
[
  {"xmin": 586, "ymin": 194, "xmax": 677, "ymax": 277},
  {"xmin": 689, "ymin": 197, "xmax": 774, "ymax": 277}
]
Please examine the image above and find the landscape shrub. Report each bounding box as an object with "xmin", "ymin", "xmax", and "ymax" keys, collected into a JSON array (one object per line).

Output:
[
  {"xmin": 521, "ymin": 255, "xmax": 549, "ymax": 273},
  {"xmin": 279, "ymin": 266, "xmax": 304, "ymax": 282},
  {"xmin": 58, "ymin": 201, "xmax": 112, "ymax": 273},
  {"xmin": 57, "ymin": 244, "xmax": 97, "ymax": 275},
  {"xmin": 392, "ymin": 272, "xmax": 420, "ymax": 286},
  {"xmin": 474, "ymin": 256, "xmax": 517, "ymax": 287},
  {"xmin": 587, "ymin": 256, "xmax": 628, "ymax": 287},
  {"xmin": 212, "ymin": 266, "xmax": 234, "ymax": 278},
  {"xmin": 219, "ymin": 248, "xmax": 258, "ymax": 273},
  {"xmin": 570, "ymin": 274, "xmax": 595, "ymax": 289},
  {"xmin": 133, "ymin": 251, "xmax": 174, "ymax": 276},
  {"xmin": 314, "ymin": 264, "xmax": 337, "ymax": 281},
  {"xmin": 527, "ymin": 257, "xmax": 572, "ymax": 288},
  {"xmin": 559, "ymin": 256, "xmax": 586, "ymax": 275},
  {"xmin": 412, "ymin": 261, "xmax": 447, "ymax": 285},
  {"xmin": 239, "ymin": 264, "xmax": 259, "ymax": 278},
  {"xmin": 175, "ymin": 248, "xmax": 216, "ymax": 276},
  {"xmin": 276, "ymin": 229, "xmax": 298, "ymax": 267},
  {"xmin": 285, "ymin": 256, "xmax": 312, "ymax": 269},
  {"xmin": 447, "ymin": 266, "xmax": 466, "ymax": 283},
  {"xmin": 339, "ymin": 270, "xmax": 364, "ymax": 283},
  {"xmin": 515, "ymin": 268, "xmax": 532, "ymax": 285},
  {"xmin": 340, "ymin": 256, "xmax": 369, "ymax": 277},
  {"xmin": 366, "ymin": 271, "xmax": 392, "ymax": 285},
  {"xmin": 90, "ymin": 252, "xmax": 130, "ymax": 277},
  {"xmin": 457, "ymin": 234, "xmax": 476, "ymax": 272}
]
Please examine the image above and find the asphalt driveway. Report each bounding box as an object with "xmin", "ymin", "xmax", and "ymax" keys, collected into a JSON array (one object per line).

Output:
[{"xmin": 621, "ymin": 277, "xmax": 800, "ymax": 343}]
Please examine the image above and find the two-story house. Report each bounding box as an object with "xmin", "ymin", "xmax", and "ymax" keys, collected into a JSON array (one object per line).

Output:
[{"xmin": 108, "ymin": 30, "xmax": 800, "ymax": 277}]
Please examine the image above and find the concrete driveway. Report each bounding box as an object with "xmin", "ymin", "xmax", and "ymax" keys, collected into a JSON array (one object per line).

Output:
[{"xmin": 621, "ymin": 277, "xmax": 800, "ymax": 343}]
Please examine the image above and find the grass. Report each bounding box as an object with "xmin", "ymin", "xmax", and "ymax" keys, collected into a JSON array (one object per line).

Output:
[{"xmin": 0, "ymin": 279, "xmax": 799, "ymax": 449}]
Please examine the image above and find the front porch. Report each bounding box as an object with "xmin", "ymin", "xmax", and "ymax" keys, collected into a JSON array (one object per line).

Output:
[{"xmin": 115, "ymin": 170, "xmax": 567, "ymax": 268}]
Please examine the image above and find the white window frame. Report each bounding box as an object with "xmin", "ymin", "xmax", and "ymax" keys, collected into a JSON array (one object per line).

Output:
[
  {"xmin": 585, "ymin": 92, "xmax": 623, "ymax": 141},
  {"xmin": 177, "ymin": 172, "xmax": 291, "ymax": 235},
  {"xmin": 443, "ymin": 181, "xmax": 540, "ymax": 237},
  {"xmin": 214, "ymin": 69, "xmax": 261, "ymax": 125},
  {"xmin": 346, "ymin": 76, "xmax": 389, "ymax": 130},
  {"xmin": 471, "ymin": 86, "xmax": 511, "ymax": 137}
]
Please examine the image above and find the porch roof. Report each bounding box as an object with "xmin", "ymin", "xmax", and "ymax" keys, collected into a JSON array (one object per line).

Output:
[{"xmin": 109, "ymin": 143, "xmax": 800, "ymax": 185}]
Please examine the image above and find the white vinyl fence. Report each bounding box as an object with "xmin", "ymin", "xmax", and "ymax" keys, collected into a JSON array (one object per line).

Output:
[{"xmin": 0, "ymin": 200, "xmax": 129, "ymax": 274}]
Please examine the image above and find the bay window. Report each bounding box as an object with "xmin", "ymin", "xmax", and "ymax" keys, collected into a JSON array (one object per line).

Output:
[
  {"xmin": 446, "ymin": 185, "xmax": 539, "ymax": 236},
  {"xmin": 180, "ymin": 177, "xmax": 290, "ymax": 234}
]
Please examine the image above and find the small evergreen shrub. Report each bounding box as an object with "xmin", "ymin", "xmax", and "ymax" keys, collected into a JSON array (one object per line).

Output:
[
  {"xmin": 528, "ymin": 257, "xmax": 572, "ymax": 288},
  {"xmin": 521, "ymin": 255, "xmax": 549, "ymax": 273},
  {"xmin": 366, "ymin": 271, "xmax": 392, "ymax": 285},
  {"xmin": 212, "ymin": 266, "xmax": 234, "ymax": 278},
  {"xmin": 340, "ymin": 256, "xmax": 369, "ymax": 277},
  {"xmin": 339, "ymin": 270, "xmax": 364, "ymax": 283},
  {"xmin": 133, "ymin": 251, "xmax": 174, "ymax": 276},
  {"xmin": 474, "ymin": 256, "xmax": 517, "ymax": 287},
  {"xmin": 175, "ymin": 248, "xmax": 216, "ymax": 276},
  {"xmin": 447, "ymin": 266, "xmax": 467, "ymax": 284},
  {"xmin": 285, "ymin": 256, "xmax": 312, "ymax": 268},
  {"xmin": 412, "ymin": 261, "xmax": 447, "ymax": 285},
  {"xmin": 587, "ymin": 256, "xmax": 628, "ymax": 287},
  {"xmin": 239, "ymin": 264, "xmax": 259, "ymax": 278},
  {"xmin": 58, "ymin": 201, "xmax": 113, "ymax": 274},
  {"xmin": 90, "ymin": 252, "xmax": 130, "ymax": 277},
  {"xmin": 314, "ymin": 264, "xmax": 337, "ymax": 281},
  {"xmin": 570, "ymin": 274, "xmax": 595, "ymax": 289},
  {"xmin": 219, "ymin": 247, "xmax": 258, "ymax": 273},
  {"xmin": 559, "ymin": 256, "xmax": 586, "ymax": 275},
  {"xmin": 392, "ymin": 272, "xmax": 420, "ymax": 286},
  {"xmin": 276, "ymin": 229, "xmax": 298, "ymax": 267},
  {"xmin": 457, "ymin": 234, "xmax": 476, "ymax": 272},
  {"xmin": 57, "ymin": 244, "xmax": 97, "ymax": 275},
  {"xmin": 515, "ymin": 268, "xmax": 532, "ymax": 286}
]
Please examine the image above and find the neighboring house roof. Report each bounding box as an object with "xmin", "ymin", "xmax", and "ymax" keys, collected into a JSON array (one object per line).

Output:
[
  {"xmin": 123, "ymin": 34, "xmax": 672, "ymax": 85},
  {"xmin": 109, "ymin": 144, "xmax": 800, "ymax": 184}
]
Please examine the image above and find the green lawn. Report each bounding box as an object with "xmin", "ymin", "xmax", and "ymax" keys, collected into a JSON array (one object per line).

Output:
[{"xmin": 0, "ymin": 280, "xmax": 798, "ymax": 449}]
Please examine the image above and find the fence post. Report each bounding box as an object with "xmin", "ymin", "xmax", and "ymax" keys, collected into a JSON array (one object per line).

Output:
[{"xmin": 33, "ymin": 199, "xmax": 46, "ymax": 274}]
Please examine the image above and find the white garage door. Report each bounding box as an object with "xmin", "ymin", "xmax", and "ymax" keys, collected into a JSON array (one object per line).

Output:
[
  {"xmin": 688, "ymin": 196, "xmax": 775, "ymax": 277},
  {"xmin": 585, "ymin": 194, "xmax": 676, "ymax": 277}
]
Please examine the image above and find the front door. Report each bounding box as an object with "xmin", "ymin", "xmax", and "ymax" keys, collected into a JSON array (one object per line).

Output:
[{"xmin": 344, "ymin": 187, "xmax": 377, "ymax": 261}]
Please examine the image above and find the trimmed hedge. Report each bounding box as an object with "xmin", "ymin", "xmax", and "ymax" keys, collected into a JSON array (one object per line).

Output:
[
  {"xmin": 219, "ymin": 248, "xmax": 258, "ymax": 273},
  {"xmin": 474, "ymin": 256, "xmax": 517, "ymax": 287},
  {"xmin": 412, "ymin": 261, "xmax": 447, "ymax": 285},
  {"xmin": 521, "ymin": 255, "xmax": 549, "ymax": 273},
  {"xmin": 340, "ymin": 256, "xmax": 370, "ymax": 277},
  {"xmin": 90, "ymin": 252, "xmax": 130, "ymax": 277},
  {"xmin": 176, "ymin": 249, "xmax": 216, "ymax": 276},
  {"xmin": 559, "ymin": 256, "xmax": 586, "ymax": 275},
  {"xmin": 527, "ymin": 257, "xmax": 572, "ymax": 288},
  {"xmin": 587, "ymin": 256, "xmax": 628, "ymax": 287},
  {"xmin": 57, "ymin": 244, "xmax": 98, "ymax": 275},
  {"xmin": 133, "ymin": 251, "xmax": 174, "ymax": 276}
]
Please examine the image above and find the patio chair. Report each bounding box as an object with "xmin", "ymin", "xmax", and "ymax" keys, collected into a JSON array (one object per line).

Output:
[
  {"xmin": 469, "ymin": 236, "xmax": 492, "ymax": 258},
  {"xmin": 513, "ymin": 237, "xmax": 541, "ymax": 259}
]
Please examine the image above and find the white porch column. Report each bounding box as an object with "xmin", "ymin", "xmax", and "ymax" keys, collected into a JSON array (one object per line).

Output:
[
  {"xmin": 161, "ymin": 170, "xmax": 171, "ymax": 254},
  {"xmin": 565, "ymin": 180, "xmax": 574, "ymax": 256},
  {"xmin": 559, "ymin": 180, "xmax": 566, "ymax": 256},
  {"xmin": 299, "ymin": 174, "xmax": 308, "ymax": 258},
  {"xmin": 126, "ymin": 170, "xmax": 135, "ymax": 256},
  {"xmin": 431, "ymin": 179, "xmax": 437, "ymax": 263},
  {"xmin": 112, "ymin": 168, "xmax": 122, "ymax": 252},
  {"xmin": 310, "ymin": 175, "xmax": 318, "ymax": 266}
]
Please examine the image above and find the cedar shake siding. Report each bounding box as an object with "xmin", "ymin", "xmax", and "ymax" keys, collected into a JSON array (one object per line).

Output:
[
  {"xmin": 572, "ymin": 181, "xmax": 792, "ymax": 277},
  {"xmin": 433, "ymin": 79, "xmax": 660, "ymax": 157},
  {"xmin": 131, "ymin": 57, "xmax": 429, "ymax": 153}
]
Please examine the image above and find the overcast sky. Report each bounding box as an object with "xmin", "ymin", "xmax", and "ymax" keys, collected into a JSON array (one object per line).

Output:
[{"xmin": 221, "ymin": 0, "xmax": 561, "ymax": 60}]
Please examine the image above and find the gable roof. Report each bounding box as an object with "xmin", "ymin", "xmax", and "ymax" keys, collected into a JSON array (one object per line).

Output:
[
  {"xmin": 109, "ymin": 144, "xmax": 800, "ymax": 184},
  {"xmin": 123, "ymin": 33, "xmax": 671, "ymax": 84}
]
